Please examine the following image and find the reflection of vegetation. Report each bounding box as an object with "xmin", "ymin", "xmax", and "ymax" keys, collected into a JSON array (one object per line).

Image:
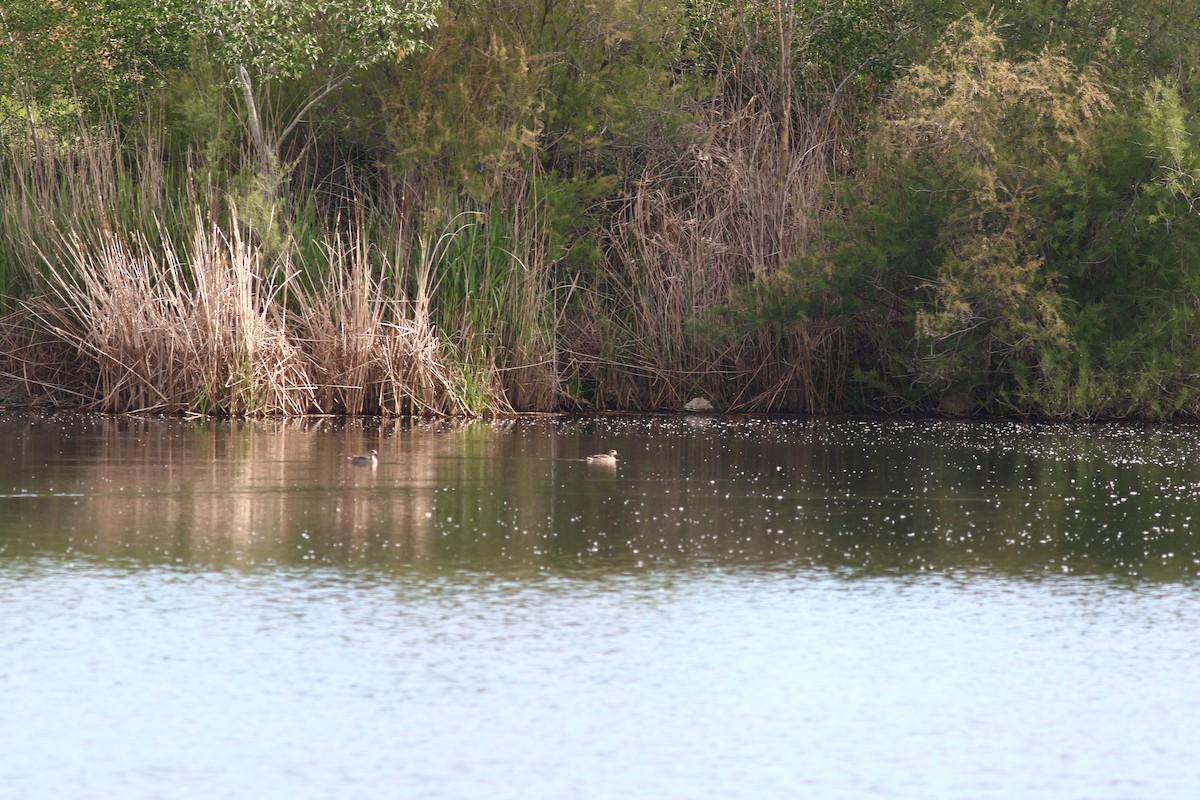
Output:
[
  {"xmin": 3, "ymin": 2, "xmax": 1200, "ymax": 417},
  {"xmin": 3, "ymin": 415, "xmax": 1199, "ymax": 581}
]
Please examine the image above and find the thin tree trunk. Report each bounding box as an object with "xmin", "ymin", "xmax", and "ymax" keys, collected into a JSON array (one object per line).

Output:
[{"xmin": 235, "ymin": 63, "xmax": 277, "ymax": 185}]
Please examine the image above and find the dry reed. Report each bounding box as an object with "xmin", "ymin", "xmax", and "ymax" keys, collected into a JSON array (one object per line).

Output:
[
  {"xmin": 0, "ymin": 122, "xmax": 534, "ymax": 416},
  {"xmin": 24, "ymin": 218, "xmax": 313, "ymax": 414},
  {"xmin": 1, "ymin": 87, "xmax": 848, "ymax": 416},
  {"xmin": 7, "ymin": 203, "xmax": 494, "ymax": 416},
  {"xmin": 573, "ymin": 98, "xmax": 847, "ymax": 411},
  {"xmin": 295, "ymin": 217, "xmax": 464, "ymax": 416}
]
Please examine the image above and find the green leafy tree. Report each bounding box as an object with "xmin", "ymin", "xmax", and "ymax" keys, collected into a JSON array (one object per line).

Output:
[
  {"xmin": 902, "ymin": 0, "xmax": 1200, "ymax": 97},
  {"xmin": 887, "ymin": 16, "xmax": 1110, "ymax": 386},
  {"xmin": 775, "ymin": 16, "xmax": 1114, "ymax": 411},
  {"xmin": 189, "ymin": 0, "xmax": 439, "ymax": 185},
  {"xmin": 1029, "ymin": 80, "xmax": 1200, "ymax": 417},
  {"xmin": 0, "ymin": 0, "xmax": 187, "ymax": 139}
]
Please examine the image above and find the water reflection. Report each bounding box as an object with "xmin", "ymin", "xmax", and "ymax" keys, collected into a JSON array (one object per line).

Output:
[
  {"xmin": 1, "ymin": 413, "xmax": 1199, "ymax": 580},
  {"xmin": 6, "ymin": 414, "xmax": 1200, "ymax": 800}
]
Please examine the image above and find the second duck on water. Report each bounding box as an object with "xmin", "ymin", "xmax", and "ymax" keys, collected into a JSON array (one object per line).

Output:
[
  {"xmin": 586, "ymin": 450, "xmax": 619, "ymax": 465},
  {"xmin": 348, "ymin": 449, "xmax": 379, "ymax": 468}
]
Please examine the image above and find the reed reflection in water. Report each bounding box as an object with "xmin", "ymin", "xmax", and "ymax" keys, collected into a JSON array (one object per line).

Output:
[{"xmin": 3, "ymin": 413, "xmax": 1200, "ymax": 579}]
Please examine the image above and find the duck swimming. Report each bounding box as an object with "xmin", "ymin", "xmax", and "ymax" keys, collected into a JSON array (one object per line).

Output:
[
  {"xmin": 586, "ymin": 450, "xmax": 619, "ymax": 465},
  {"xmin": 348, "ymin": 449, "xmax": 379, "ymax": 468}
]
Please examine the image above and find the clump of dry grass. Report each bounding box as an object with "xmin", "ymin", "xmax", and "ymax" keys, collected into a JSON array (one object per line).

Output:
[
  {"xmin": 7, "ymin": 208, "xmax": 485, "ymax": 416},
  {"xmin": 0, "ymin": 126, "xmax": 519, "ymax": 417},
  {"xmin": 296, "ymin": 220, "xmax": 465, "ymax": 416},
  {"xmin": 23, "ymin": 218, "xmax": 313, "ymax": 414}
]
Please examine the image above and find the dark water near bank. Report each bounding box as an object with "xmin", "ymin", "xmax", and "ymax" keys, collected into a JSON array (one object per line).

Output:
[{"xmin": 2, "ymin": 413, "xmax": 1200, "ymax": 798}]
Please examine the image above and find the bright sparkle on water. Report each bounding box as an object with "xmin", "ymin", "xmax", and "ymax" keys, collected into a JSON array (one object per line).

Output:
[{"xmin": 3, "ymin": 414, "xmax": 1200, "ymax": 799}]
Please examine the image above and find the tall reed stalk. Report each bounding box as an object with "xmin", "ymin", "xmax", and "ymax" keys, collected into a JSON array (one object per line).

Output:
[{"xmin": 410, "ymin": 173, "xmax": 564, "ymax": 412}]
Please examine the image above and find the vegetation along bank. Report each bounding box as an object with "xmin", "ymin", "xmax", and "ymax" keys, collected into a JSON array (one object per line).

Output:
[{"xmin": 2, "ymin": 0, "xmax": 1199, "ymax": 419}]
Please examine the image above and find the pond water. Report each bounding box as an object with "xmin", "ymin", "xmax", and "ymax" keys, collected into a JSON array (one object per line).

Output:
[{"xmin": 2, "ymin": 413, "xmax": 1200, "ymax": 799}]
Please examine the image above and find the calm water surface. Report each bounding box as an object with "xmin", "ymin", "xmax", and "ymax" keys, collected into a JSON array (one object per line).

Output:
[{"xmin": 2, "ymin": 413, "xmax": 1200, "ymax": 799}]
